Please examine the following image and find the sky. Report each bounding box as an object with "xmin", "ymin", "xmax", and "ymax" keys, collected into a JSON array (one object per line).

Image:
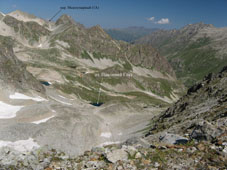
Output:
[{"xmin": 0, "ymin": 0, "xmax": 227, "ymax": 29}]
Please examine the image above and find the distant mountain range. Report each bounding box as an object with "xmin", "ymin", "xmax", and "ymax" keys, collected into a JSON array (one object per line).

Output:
[
  {"xmin": 136, "ymin": 22, "xmax": 227, "ymax": 87},
  {"xmin": 105, "ymin": 27, "xmax": 159, "ymax": 43}
]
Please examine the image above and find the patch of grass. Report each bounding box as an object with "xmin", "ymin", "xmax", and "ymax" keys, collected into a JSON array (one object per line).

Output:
[
  {"xmin": 81, "ymin": 50, "xmax": 94, "ymax": 62},
  {"xmin": 65, "ymin": 75, "xmax": 77, "ymax": 81},
  {"xmin": 63, "ymin": 60, "xmax": 78, "ymax": 69},
  {"xmin": 172, "ymin": 46, "xmax": 226, "ymax": 87},
  {"xmin": 133, "ymin": 78, "xmax": 145, "ymax": 90},
  {"xmin": 149, "ymin": 149, "xmax": 167, "ymax": 163},
  {"xmin": 28, "ymin": 48, "xmax": 61, "ymax": 63},
  {"xmin": 123, "ymin": 91, "xmax": 169, "ymax": 107},
  {"xmin": 123, "ymin": 60, "xmax": 132, "ymax": 71},
  {"xmin": 93, "ymin": 52, "xmax": 105, "ymax": 60},
  {"xmin": 102, "ymin": 77, "xmax": 124, "ymax": 86}
]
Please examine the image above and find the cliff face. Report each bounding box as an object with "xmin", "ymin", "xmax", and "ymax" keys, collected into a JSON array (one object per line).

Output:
[{"xmin": 0, "ymin": 35, "xmax": 45, "ymax": 93}]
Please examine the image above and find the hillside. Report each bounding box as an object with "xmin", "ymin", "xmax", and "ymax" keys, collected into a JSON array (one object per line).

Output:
[
  {"xmin": 146, "ymin": 65, "xmax": 227, "ymax": 138},
  {"xmin": 137, "ymin": 22, "xmax": 227, "ymax": 87}
]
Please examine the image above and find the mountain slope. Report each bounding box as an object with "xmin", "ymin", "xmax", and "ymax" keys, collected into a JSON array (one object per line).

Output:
[
  {"xmin": 146, "ymin": 66, "xmax": 227, "ymax": 141},
  {"xmin": 0, "ymin": 12, "xmax": 184, "ymax": 106},
  {"xmin": 137, "ymin": 22, "xmax": 227, "ymax": 87},
  {"xmin": 0, "ymin": 35, "xmax": 45, "ymax": 93}
]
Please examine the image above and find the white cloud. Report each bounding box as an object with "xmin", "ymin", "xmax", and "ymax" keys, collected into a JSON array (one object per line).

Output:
[
  {"xmin": 147, "ymin": 17, "xmax": 155, "ymax": 21},
  {"xmin": 156, "ymin": 18, "xmax": 170, "ymax": 24}
]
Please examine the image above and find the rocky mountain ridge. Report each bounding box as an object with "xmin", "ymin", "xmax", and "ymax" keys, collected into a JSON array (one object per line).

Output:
[
  {"xmin": 0, "ymin": 10, "xmax": 184, "ymax": 106},
  {"xmin": 146, "ymin": 65, "xmax": 227, "ymax": 139}
]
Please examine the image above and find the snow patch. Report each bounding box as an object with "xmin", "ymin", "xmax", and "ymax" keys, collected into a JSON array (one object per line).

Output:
[
  {"xmin": 38, "ymin": 44, "xmax": 43, "ymax": 48},
  {"xmin": 99, "ymin": 141, "xmax": 120, "ymax": 147},
  {"xmin": 9, "ymin": 93, "xmax": 47, "ymax": 102},
  {"xmin": 59, "ymin": 95, "xmax": 67, "ymax": 99},
  {"xmin": 0, "ymin": 138, "xmax": 40, "ymax": 153},
  {"xmin": 0, "ymin": 101, "xmax": 24, "ymax": 119},
  {"xmin": 101, "ymin": 132, "xmax": 112, "ymax": 138},
  {"xmin": 49, "ymin": 96, "xmax": 72, "ymax": 106},
  {"xmin": 32, "ymin": 115, "xmax": 55, "ymax": 124}
]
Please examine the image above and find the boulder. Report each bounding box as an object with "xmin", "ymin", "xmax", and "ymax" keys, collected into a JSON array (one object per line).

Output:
[
  {"xmin": 106, "ymin": 149, "xmax": 128, "ymax": 163},
  {"xmin": 159, "ymin": 133, "xmax": 188, "ymax": 145}
]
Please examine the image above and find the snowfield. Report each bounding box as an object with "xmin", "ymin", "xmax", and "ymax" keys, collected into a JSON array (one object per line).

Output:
[
  {"xmin": 99, "ymin": 141, "xmax": 120, "ymax": 147},
  {"xmin": 49, "ymin": 96, "xmax": 72, "ymax": 105},
  {"xmin": 9, "ymin": 93, "xmax": 47, "ymax": 101},
  {"xmin": 0, "ymin": 138, "xmax": 40, "ymax": 152},
  {"xmin": 0, "ymin": 101, "xmax": 24, "ymax": 119},
  {"xmin": 101, "ymin": 132, "xmax": 112, "ymax": 138},
  {"xmin": 32, "ymin": 115, "xmax": 55, "ymax": 124}
]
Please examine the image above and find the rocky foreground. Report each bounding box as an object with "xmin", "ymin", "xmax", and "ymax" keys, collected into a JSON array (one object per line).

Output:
[
  {"xmin": 0, "ymin": 139, "xmax": 226, "ymax": 170},
  {"xmin": 0, "ymin": 67, "xmax": 227, "ymax": 170}
]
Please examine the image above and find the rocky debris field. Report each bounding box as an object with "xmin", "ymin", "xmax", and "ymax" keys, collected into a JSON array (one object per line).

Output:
[{"xmin": 0, "ymin": 138, "xmax": 226, "ymax": 170}]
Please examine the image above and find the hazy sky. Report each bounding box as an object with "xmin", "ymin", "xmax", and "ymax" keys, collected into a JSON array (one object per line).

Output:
[{"xmin": 0, "ymin": 0, "xmax": 227, "ymax": 29}]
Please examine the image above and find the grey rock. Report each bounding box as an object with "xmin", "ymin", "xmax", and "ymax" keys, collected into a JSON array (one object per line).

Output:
[
  {"xmin": 106, "ymin": 149, "xmax": 128, "ymax": 163},
  {"xmin": 154, "ymin": 162, "xmax": 160, "ymax": 168},
  {"xmin": 159, "ymin": 133, "xmax": 188, "ymax": 145},
  {"xmin": 86, "ymin": 161, "xmax": 106, "ymax": 169},
  {"xmin": 135, "ymin": 152, "xmax": 142, "ymax": 159},
  {"xmin": 187, "ymin": 147, "xmax": 197, "ymax": 153},
  {"xmin": 223, "ymin": 146, "xmax": 227, "ymax": 155},
  {"xmin": 190, "ymin": 120, "xmax": 223, "ymax": 141},
  {"xmin": 122, "ymin": 145, "xmax": 137, "ymax": 157}
]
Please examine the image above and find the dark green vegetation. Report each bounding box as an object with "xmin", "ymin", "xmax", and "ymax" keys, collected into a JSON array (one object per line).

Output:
[
  {"xmin": 137, "ymin": 23, "xmax": 227, "ymax": 87},
  {"xmin": 54, "ymin": 74, "xmax": 173, "ymax": 107},
  {"xmin": 169, "ymin": 37, "xmax": 227, "ymax": 86}
]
